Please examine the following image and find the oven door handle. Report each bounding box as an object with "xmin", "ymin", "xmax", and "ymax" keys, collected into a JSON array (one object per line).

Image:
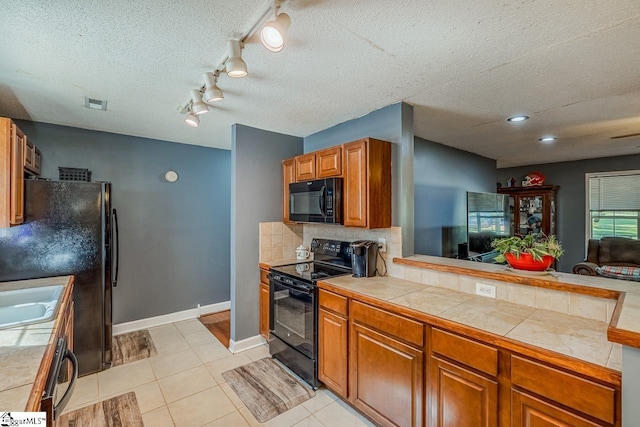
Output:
[
  {"xmin": 269, "ymin": 277, "xmax": 313, "ymax": 295},
  {"xmin": 53, "ymin": 349, "xmax": 78, "ymax": 419}
]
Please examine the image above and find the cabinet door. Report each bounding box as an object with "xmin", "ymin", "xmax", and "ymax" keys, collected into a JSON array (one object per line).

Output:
[
  {"xmin": 33, "ymin": 147, "xmax": 41, "ymax": 176},
  {"xmin": 316, "ymin": 146, "xmax": 342, "ymax": 178},
  {"xmin": 343, "ymin": 140, "xmax": 367, "ymax": 227},
  {"xmin": 24, "ymin": 137, "xmax": 35, "ymax": 172},
  {"xmin": 430, "ymin": 357, "xmax": 498, "ymax": 427},
  {"xmin": 259, "ymin": 282, "xmax": 269, "ymax": 338},
  {"xmin": 512, "ymin": 391, "xmax": 602, "ymax": 427},
  {"xmin": 350, "ymin": 322, "xmax": 423, "ymax": 427},
  {"xmin": 295, "ymin": 153, "xmax": 316, "ymax": 181},
  {"xmin": 10, "ymin": 124, "xmax": 25, "ymax": 225},
  {"xmin": 318, "ymin": 308, "xmax": 348, "ymax": 398},
  {"xmin": 282, "ymin": 158, "xmax": 295, "ymax": 223}
]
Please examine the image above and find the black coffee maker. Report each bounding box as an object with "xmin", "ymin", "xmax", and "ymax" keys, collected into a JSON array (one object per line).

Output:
[{"xmin": 350, "ymin": 240, "xmax": 379, "ymax": 277}]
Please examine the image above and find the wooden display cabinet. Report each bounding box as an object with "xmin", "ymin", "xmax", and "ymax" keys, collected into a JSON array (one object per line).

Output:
[{"xmin": 498, "ymin": 185, "xmax": 559, "ymax": 236}]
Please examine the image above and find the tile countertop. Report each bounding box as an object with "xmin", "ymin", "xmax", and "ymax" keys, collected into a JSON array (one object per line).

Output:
[
  {"xmin": 0, "ymin": 276, "xmax": 73, "ymax": 411},
  {"xmin": 319, "ymin": 274, "xmax": 621, "ymax": 373},
  {"xmin": 395, "ymin": 255, "xmax": 640, "ymax": 350}
]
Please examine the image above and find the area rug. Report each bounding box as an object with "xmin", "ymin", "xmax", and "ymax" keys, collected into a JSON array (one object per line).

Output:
[
  {"xmin": 222, "ymin": 357, "xmax": 315, "ymax": 423},
  {"xmin": 57, "ymin": 392, "xmax": 143, "ymax": 427},
  {"xmin": 111, "ymin": 330, "xmax": 157, "ymax": 367}
]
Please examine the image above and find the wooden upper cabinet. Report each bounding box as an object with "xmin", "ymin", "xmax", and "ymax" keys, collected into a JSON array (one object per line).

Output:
[
  {"xmin": 0, "ymin": 118, "xmax": 25, "ymax": 227},
  {"xmin": 295, "ymin": 153, "xmax": 316, "ymax": 181},
  {"xmin": 282, "ymin": 158, "xmax": 296, "ymax": 223},
  {"xmin": 23, "ymin": 137, "xmax": 41, "ymax": 176},
  {"xmin": 343, "ymin": 138, "xmax": 391, "ymax": 228},
  {"xmin": 316, "ymin": 146, "xmax": 342, "ymax": 178}
]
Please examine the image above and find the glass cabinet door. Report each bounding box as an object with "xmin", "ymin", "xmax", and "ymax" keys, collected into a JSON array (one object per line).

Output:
[{"xmin": 518, "ymin": 195, "xmax": 544, "ymax": 235}]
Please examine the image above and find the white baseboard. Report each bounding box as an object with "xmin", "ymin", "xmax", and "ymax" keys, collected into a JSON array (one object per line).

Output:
[
  {"xmin": 113, "ymin": 301, "xmax": 230, "ymax": 335},
  {"xmin": 229, "ymin": 334, "xmax": 266, "ymax": 353}
]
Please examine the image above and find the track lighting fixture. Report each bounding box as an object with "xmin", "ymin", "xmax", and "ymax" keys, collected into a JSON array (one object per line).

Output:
[
  {"xmin": 226, "ymin": 40, "xmax": 248, "ymax": 78},
  {"xmin": 184, "ymin": 112, "xmax": 200, "ymax": 128},
  {"xmin": 261, "ymin": 0, "xmax": 291, "ymax": 53},
  {"xmin": 180, "ymin": 1, "xmax": 295, "ymax": 127},
  {"xmin": 203, "ymin": 72, "xmax": 224, "ymax": 103},
  {"xmin": 190, "ymin": 90, "xmax": 209, "ymax": 115}
]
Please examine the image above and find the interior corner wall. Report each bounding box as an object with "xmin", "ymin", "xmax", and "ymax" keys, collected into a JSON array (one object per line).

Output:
[
  {"xmin": 303, "ymin": 102, "xmax": 415, "ymax": 255},
  {"xmin": 14, "ymin": 120, "xmax": 231, "ymax": 323},
  {"xmin": 497, "ymin": 154, "xmax": 640, "ymax": 273},
  {"xmin": 231, "ymin": 124, "xmax": 303, "ymax": 342},
  {"xmin": 414, "ymin": 137, "xmax": 497, "ymax": 257}
]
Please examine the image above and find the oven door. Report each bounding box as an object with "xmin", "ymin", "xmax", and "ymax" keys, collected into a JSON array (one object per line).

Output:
[
  {"xmin": 41, "ymin": 336, "xmax": 78, "ymax": 422},
  {"xmin": 269, "ymin": 277, "xmax": 316, "ymax": 359}
]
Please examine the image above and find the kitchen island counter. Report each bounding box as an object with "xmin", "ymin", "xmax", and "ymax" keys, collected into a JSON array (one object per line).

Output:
[{"xmin": 0, "ymin": 275, "xmax": 74, "ymax": 411}]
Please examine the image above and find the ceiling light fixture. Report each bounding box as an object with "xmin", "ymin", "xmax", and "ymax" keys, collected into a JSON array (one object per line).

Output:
[
  {"xmin": 203, "ymin": 72, "xmax": 224, "ymax": 103},
  {"xmin": 507, "ymin": 115, "xmax": 529, "ymax": 122},
  {"xmin": 261, "ymin": 0, "xmax": 291, "ymax": 53},
  {"xmin": 179, "ymin": 1, "xmax": 293, "ymax": 127},
  {"xmin": 226, "ymin": 40, "xmax": 248, "ymax": 78},
  {"xmin": 184, "ymin": 112, "xmax": 200, "ymax": 128},
  {"xmin": 190, "ymin": 90, "xmax": 209, "ymax": 115},
  {"xmin": 539, "ymin": 136, "xmax": 557, "ymax": 142}
]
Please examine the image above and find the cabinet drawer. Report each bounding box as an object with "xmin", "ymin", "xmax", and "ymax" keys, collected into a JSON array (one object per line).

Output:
[
  {"xmin": 432, "ymin": 328, "xmax": 498, "ymax": 377},
  {"xmin": 351, "ymin": 300, "xmax": 423, "ymax": 347},
  {"xmin": 259, "ymin": 268, "xmax": 269, "ymax": 285},
  {"xmin": 511, "ymin": 355, "xmax": 616, "ymax": 424},
  {"xmin": 319, "ymin": 289, "xmax": 348, "ymax": 316}
]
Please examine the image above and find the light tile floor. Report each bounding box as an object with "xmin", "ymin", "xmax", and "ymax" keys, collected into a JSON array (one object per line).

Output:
[{"xmin": 62, "ymin": 319, "xmax": 375, "ymax": 426}]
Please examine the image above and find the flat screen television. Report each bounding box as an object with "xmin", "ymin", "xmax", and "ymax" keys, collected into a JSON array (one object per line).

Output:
[{"xmin": 464, "ymin": 191, "xmax": 511, "ymax": 260}]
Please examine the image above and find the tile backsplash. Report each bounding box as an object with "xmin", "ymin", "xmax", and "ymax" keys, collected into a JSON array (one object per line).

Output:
[{"xmin": 259, "ymin": 222, "xmax": 303, "ymax": 262}]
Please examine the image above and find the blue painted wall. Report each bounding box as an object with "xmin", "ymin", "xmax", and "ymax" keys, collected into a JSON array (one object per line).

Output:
[
  {"xmin": 498, "ymin": 154, "xmax": 640, "ymax": 272},
  {"xmin": 414, "ymin": 137, "xmax": 497, "ymax": 256},
  {"xmin": 14, "ymin": 120, "xmax": 231, "ymax": 323},
  {"xmin": 231, "ymin": 124, "xmax": 303, "ymax": 341}
]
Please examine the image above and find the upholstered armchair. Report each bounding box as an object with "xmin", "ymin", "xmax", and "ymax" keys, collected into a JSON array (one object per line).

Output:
[{"xmin": 573, "ymin": 237, "xmax": 640, "ymax": 280}]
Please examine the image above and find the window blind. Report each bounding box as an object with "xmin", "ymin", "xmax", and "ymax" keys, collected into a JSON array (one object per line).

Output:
[{"xmin": 589, "ymin": 173, "xmax": 640, "ymax": 211}]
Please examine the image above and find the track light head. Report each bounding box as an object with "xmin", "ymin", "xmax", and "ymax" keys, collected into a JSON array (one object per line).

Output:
[
  {"xmin": 190, "ymin": 89, "xmax": 209, "ymax": 115},
  {"xmin": 226, "ymin": 40, "xmax": 248, "ymax": 78},
  {"xmin": 184, "ymin": 111, "xmax": 200, "ymax": 127},
  {"xmin": 261, "ymin": 12, "xmax": 291, "ymax": 53},
  {"xmin": 203, "ymin": 72, "xmax": 224, "ymax": 103}
]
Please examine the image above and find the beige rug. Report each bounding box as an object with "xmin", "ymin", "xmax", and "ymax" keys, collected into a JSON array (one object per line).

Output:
[
  {"xmin": 222, "ymin": 357, "xmax": 315, "ymax": 423},
  {"xmin": 58, "ymin": 392, "xmax": 143, "ymax": 427},
  {"xmin": 112, "ymin": 330, "xmax": 157, "ymax": 367}
]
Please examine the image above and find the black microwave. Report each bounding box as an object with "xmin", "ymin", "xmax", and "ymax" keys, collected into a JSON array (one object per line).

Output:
[{"xmin": 289, "ymin": 178, "xmax": 342, "ymax": 224}]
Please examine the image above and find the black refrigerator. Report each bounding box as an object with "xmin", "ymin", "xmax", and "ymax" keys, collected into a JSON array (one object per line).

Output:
[{"xmin": 0, "ymin": 180, "xmax": 118, "ymax": 376}]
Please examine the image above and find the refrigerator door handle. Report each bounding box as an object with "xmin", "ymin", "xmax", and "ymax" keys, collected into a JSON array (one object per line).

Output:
[{"xmin": 112, "ymin": 208, "xmax": 119, "ymax": 287}]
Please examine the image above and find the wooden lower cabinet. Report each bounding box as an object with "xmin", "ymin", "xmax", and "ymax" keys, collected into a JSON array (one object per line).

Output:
[
  {"xmin": 512, "ymin": 390, "xmax": 602, "ymax": 427},
  {"xmin": 350, "ymin": 323, "xmax": 423, "ymax": 427},
  {"xmin": 259, "ymin": 268, "xmax": 270, "ymax": 338},
  {"xmin": 430, "ymin": 356, "xmax": 498, "ymax": 427},
  {"xmin": 318, "ymin": 308, "xmax": 348, "ymax": 398}
]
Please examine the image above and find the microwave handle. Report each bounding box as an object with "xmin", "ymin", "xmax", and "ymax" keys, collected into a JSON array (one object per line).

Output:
[{"xmin": 319, "ymin": 185, "xmax": 326, "ymax": 216}]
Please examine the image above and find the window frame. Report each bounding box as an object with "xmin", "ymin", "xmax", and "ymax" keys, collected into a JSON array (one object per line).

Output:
[{"xmin": 585, "ymin": 169, "xmax": 640, "ymax": 246}]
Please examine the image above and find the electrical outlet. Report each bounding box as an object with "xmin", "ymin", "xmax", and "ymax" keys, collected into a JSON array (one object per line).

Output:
[
  {"xmin": 476, "ymin": 283, "xmax": 496, "ymax": 299},
  {"xmin": 377, "ymin": 237, "xmax": 386, "ymax": 252}
]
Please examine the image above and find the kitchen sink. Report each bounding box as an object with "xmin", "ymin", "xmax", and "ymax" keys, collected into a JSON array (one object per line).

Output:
[{"xmin": 0, "ymin": 285, "xmax": 64, "ymax": 329}]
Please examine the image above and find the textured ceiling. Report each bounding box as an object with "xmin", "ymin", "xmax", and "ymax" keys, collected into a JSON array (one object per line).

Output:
[{"xmin": 1, "ymin": 0, "xmax": 639, "ymax": 167}]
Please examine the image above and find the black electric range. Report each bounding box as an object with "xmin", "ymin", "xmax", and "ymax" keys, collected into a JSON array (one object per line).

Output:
[{"xmin": 268, "ymin": 238, "xmax": 352, "ymax": 388}]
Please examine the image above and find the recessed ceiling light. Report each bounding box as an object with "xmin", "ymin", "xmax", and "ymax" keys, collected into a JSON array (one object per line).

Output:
[
  {"xmin": 539, "ymin": 136, "xmax": 557, "ymax": 142},
  {"xmin": 507, "ymin": 115, "xmax": 529, "ymax": 122}
]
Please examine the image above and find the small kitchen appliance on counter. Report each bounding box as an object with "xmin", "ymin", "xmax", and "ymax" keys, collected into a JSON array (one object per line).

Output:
[
  {"xmin": 350, "ymin": 240, "xmax": 379, "ymax": 277},
  {"xmin": 268, "ymin": 238, "xmax": 352, "ymax": 388}
]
